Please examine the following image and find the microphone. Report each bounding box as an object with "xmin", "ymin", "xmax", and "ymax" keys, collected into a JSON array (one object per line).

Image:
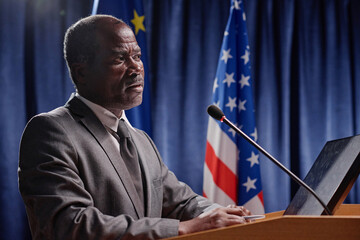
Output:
[{"xmin": 207, "ymin": 104, "xmax": 332, "ymax": 215}]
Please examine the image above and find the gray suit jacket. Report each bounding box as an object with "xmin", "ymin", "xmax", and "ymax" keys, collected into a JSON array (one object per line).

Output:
[{"xmin": 18, "ymin": 95, "xmax": 217, "ymax": 240}]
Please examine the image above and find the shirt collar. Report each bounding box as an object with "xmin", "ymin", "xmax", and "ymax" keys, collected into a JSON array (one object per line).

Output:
[{"xmin": 75, "ymin": 92, "xmax": 134, "ymax": 132}]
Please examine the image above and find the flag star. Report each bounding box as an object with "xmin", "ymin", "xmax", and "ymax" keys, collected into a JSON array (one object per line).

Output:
[
  {"xmin": 243, "ymin": 12, "xmax": 246, "ymax": 21},
  {"xmin": 229, "ymin": 124, "xmax": 243, "ymax": 137},
  {"xmin": 247, "ymin": 151, "xmax": 259, "ymax": 167},
  {"xmin": 225, "ymin": 97, "xmax": 237, "ymax": 112},
  {"xmin": 214, "ymin": 100, "xmax": 220, "ymax": 108},
  {"xmin": 242, "ymin": 177, "xmax": 257, "ymax": 192},
  {"xmin": 224, "ymin": 31, "xmax": 229, "ymax": 36},
  {"xmin": 234, "ymin": 0, "xmax": 241, "ymax": 10},
  {"xmin": 223, "ymin": 72, "xmax": 236, "ymax": 87},
  {"xmin": 228, "ymin": 123, "xmax": 238, "ymax": 138},
  {"xmin": 251, "ymin": 128, "xmax": 258, "ymax": 141},
  {"xmin": 228, "ymin": 127, "xmax": 236, "ymax": 138},
  {"xmin": 213, "ymin": 78, "xmax": 219, "ymax": 93},
  {"xmin": 221, "ymin": 48, "xmax": 233, "ymax": 64},
  {"xmin": 238, "ymin": 99, "xmax": 247, "ymax": 112},
  {"xmin": 131, "ymin": 10, "xmax": 145, "ymax": 35},
  {"xmin": 239, "ymin": 74, "xmax": 250, "ymax": 88},
  {"xmin": 241, "ymin": 49, "xmax": 250, "ymax": 65}
]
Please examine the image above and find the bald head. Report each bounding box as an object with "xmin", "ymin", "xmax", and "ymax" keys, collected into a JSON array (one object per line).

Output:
[{"xmin": 63, "ymin": 15, "xmax": 130, "ymax": 85}]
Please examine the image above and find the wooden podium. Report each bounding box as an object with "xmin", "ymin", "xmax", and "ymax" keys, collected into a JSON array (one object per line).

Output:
[{"xmin": 166, "ymin": 204, "xmax": 360, "ymax": 240}]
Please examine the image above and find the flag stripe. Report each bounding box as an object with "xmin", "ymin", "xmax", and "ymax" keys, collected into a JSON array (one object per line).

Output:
[
  {"xmin": 203, "ymin": 164, "xmax": 236, "ymax": 205},
  {"xmin": 205, "ymin": 141, "xmax": 237, "ymax": 202},
  {"xmin": 243, "ymin": 191, "xmax": 265, "ymax": 215},
  {"xmin": 206, "ymin": 117, "xmax": 237, "ymax": 174}
]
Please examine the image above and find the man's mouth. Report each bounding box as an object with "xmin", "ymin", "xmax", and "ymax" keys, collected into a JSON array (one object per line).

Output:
[{"xmin": 127, "ymin": 82, "xmax": 144, "ymax": 92}]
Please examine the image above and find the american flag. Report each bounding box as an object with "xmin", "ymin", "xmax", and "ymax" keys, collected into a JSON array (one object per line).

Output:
[{"xmin": 203, "ymin": 0, "xmax": 264, "ymax": 214}]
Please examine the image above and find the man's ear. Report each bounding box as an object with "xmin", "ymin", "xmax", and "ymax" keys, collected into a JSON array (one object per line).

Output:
[{"xmin": 71, "ymin": 63, "xmax": 87, "ymax": 84}]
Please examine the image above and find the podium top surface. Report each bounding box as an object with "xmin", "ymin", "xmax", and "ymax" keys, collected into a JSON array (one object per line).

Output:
[{"xmin": 166, "ymin": 204, "xmax": 360, "ymax": 240}]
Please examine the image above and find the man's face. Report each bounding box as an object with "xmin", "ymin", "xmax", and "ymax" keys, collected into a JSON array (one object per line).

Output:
[{"xmin": 80, "ymin": 19, "xmax": 144, "ymax": 114}]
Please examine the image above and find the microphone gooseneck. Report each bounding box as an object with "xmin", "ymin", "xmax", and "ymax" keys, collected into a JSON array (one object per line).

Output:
[{"xmin": 207, "ymin": 104, "xmax": 332, "ymax": 215}]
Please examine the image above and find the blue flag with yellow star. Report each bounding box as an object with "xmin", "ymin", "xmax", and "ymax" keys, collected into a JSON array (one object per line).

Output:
[{"xmin": 92, "ymin": 0, "xmax": 152, "ymax": 136}]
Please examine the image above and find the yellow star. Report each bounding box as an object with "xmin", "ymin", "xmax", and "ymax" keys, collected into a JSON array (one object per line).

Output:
[{"xmin": 131, "ymin": 10, "xmax": 145, "ymax": 35}]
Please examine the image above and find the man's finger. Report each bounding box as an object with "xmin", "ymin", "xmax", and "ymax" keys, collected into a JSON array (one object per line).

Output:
[
  {"xmin": 226, "ymin": 215, "xmax": 246, "ymax": 225},
  {"xmin": 225, "ymin": 206, "xmax": 251, "ymax": 216}
]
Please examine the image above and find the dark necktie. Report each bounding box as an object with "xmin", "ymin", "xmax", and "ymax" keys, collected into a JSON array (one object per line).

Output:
[{"xmin": 117, "ymin": 120, "xmax": 144, "ymax": 203}]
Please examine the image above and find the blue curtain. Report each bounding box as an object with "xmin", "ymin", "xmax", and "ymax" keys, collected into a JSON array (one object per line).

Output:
[
  {"xmin": 245, "ymin": 0, "xmax": 360, "ymax": 212},
  {"xmin": 0, "ymin": 0, "xmax": 27, "ymax": 238},
  {"xmin": 1, "ymin": 0, "xmax": 359, "ymax": 239},
  {"xmin": 145, "ymin": 0, "xmax": 230, "ymax": 197}
]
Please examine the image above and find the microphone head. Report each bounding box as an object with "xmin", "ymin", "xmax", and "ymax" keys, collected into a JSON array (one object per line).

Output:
[{"xmin": 207, "ymin": 105, "xmax": 225, "ymax": 121}]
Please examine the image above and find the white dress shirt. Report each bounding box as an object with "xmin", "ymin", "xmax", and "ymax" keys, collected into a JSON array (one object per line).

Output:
[{"xmin": 75, "ymin": 92, "xmax": 135, "ymax": 152}]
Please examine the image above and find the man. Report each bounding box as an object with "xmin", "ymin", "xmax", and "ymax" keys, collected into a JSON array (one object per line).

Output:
[{"xmin": 18, "ymin": 15, "xmax": 250, "ymax": 240}]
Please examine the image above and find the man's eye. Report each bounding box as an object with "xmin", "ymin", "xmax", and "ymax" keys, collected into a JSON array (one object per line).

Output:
[
  {"xmin": 133, "ymin": 54, "xmax": 142, "ymax": 60},
  {"xmin": 113, "ymin": 57, "xmax": 125, "ymax": 63}
]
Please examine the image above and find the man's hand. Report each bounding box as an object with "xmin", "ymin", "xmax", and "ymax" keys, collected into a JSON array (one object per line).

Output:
[{"xmin": 178, "ymin": 206, "xmax": 251, "ymax": 235}]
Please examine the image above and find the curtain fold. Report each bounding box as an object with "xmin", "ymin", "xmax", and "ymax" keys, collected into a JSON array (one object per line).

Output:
[{"xmin": 0, "ymin": 1, "xmax": 28, "ymax": 239}]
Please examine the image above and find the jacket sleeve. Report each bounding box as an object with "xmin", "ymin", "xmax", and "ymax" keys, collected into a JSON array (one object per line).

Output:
[
  {"xmin": 141, "ymin": 131, "xmax": 221, "ymax": 221},
  {"xmin": 18, "ymin": 114, "xmax": 181, "ymax": 240}
]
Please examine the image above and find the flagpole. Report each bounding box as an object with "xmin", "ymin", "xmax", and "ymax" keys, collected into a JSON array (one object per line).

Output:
[{"xmin": 91, "ymin": 0, "xmax": 99, "ymax": 15}]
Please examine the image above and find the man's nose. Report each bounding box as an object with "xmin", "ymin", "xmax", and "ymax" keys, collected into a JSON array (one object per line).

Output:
[{"xmin": 127, "ymin": 59, "xmax": 143, "ymax": 76}]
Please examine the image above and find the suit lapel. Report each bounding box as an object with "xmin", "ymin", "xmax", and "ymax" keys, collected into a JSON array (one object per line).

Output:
[
  {"xmin": 66, "ymin": 95, "xmax": 145, "ymax": 219},
  {"xmin": 130, "ymin": 129, "xmax": 155, "ymax": 218}
]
